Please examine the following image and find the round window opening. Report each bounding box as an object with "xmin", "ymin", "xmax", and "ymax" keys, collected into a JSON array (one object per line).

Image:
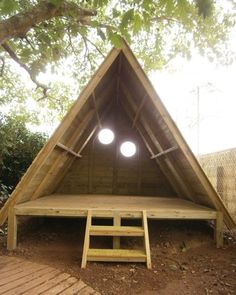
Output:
[
  {"xmin": 120, "ymin": 141, "xmax": 136, "ymax": 157},
  {"xmin": 98, "ymin": 128, "xmax": 114, "ymax": 145}
]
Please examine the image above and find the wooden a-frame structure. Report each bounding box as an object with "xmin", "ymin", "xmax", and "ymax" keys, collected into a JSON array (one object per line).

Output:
[{"xmin": 0, "ymin": 40, "xmax": 235, "ymax": 267}]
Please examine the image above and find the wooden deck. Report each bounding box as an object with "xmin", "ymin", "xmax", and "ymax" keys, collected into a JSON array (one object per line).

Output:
[
  {"xmin": 7, "ymin": 195, "xmax": 223, "ymax": 252},
  {"xmin": 14, "ymin": 194, "xmax": 218, "ymax": 219},
  {"xmin": 0, "ymin": 256, "xmax": 100, "ymax": 295}
]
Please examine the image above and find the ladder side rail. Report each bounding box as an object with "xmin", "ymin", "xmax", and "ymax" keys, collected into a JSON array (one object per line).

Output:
[{"xmin": 81, "ymin": 209, "xmax": 92, "ymax": 268}]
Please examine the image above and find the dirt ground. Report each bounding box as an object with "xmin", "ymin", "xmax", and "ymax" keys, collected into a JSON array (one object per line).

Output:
[{"xmin": 0, "ymin": 217, "xmax": 236, "ymax": 295}]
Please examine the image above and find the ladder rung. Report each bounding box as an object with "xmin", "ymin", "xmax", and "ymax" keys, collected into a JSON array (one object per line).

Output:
[
  {"xmin": 90, "ymin": 226, "xmax": 144, "ymax": 236},
  {"xmin": 87, "ymin": 249, "xmax": 146, "ymax": 262}
]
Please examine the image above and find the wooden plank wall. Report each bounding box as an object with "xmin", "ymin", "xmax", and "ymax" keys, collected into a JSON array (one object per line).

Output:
[{"xmin": 57, "ymin": 107, "xmax": 176, "ymax": 197}]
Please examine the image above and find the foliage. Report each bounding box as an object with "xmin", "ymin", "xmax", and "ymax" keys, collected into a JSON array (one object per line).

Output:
[
  {"xmin": 0, "ymin": 0, "xmax": 235, "ymax": 120},
  {"xmin": 0, "ymin": 113, "xmax": 47, "ymax": 195}
]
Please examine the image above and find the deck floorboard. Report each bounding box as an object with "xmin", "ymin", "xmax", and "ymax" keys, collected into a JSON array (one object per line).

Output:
[
  {"xmin": 0, "ymin": 256, "xmax": 100, "ymax": 295},
  {"xmin": 14, "ymin": 194, "xmax": 217, "ymax": 219}
]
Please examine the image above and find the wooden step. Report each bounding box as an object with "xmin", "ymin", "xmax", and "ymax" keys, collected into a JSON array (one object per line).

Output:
[
  {"xmin": 90, "ymin": 226, "xmax": 144, "ymax": 236},
  {"xmin": 87, "ymin": 249, "xmax": 146, "ymax": 262}
]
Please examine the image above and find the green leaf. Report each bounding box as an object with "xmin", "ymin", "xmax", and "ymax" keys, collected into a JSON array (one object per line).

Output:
[
  {"xmin": 0, "ymin": 0, "xmax": 19, "ymax": 15},
  {"xmin": 79, "ymin": 26, "xmax": 88, "ymax": 37},
  {"xmin": 90, "ymin": 20, "xmax": 99, "ymax": 28},
  {"xmin": 133, "ymin": 13, "xmax": 142, "ymax": 34},
  {"xmin": 109, "ymin": 33, "xmax": 122, "ymax": 48},
  {"xmin": 142, "ymin": 0, "xmax": 152, "ymax": 10},
  {"xmin": 120, "ymin": 8, "xmax": 134, "ymax": 30},
  {"xmin": 48, "ymin": 0, "xmax": 63, "ymax": 7},
  {"xmin": 177, "ymin": 0, "xmax": 188, "ymax": 18},
  {"xmin": 20, "ymin": 48, "xmax": 32, "ymax": 63},
  {"xmin": 97, "ymin": 28, "xmax": 106, "ymax": 41},
  {"xmin": 112, "ymin": 8, "xmax": 120, "ymax": 18},
  {"xmin": 166, "ymin": 0, "xmax": 175, "ymax": 14}
]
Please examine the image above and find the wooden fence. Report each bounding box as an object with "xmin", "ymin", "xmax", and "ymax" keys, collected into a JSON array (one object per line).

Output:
[{"xmin": 199, "ymin": 148, "xmax": 236, "ymax": 223}]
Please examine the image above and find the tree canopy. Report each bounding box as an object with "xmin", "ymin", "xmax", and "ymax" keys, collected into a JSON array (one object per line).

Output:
[{"xmin": 0, "ymin": 0, "xmax": 235, "ymax": 121}]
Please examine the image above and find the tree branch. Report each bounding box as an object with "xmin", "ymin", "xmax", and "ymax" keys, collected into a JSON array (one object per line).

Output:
[
  {"xmin": 81, "ymin": 36, "xmax": 93, "ymax": 69},
  {"xmin": 1, "ymin": 42, "xmax": 49, "ymax": 97},
  {"xmin": 0, "ymin": 56, "xmax": 5, "ymax": 76},
  {"xmin": 82, "ymin": 35, "xmax": 105, "ymax": 58},
  {"xmin": 0, "ymin": 0, "xmax": 97, "ymax": 45}
]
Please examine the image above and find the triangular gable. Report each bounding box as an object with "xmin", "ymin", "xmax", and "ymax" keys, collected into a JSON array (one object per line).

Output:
[{"xmin": 0, "ymin": 40, "xmax": 234, "ymax": 229}]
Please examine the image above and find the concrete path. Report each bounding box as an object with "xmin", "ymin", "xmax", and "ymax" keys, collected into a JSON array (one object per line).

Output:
[{"xmin": 0, "ymin": 256, "xmax": 100, "ymax": 295}]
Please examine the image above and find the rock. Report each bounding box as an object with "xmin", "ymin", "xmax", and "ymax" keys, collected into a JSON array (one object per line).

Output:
[
  {"xmin": 0, "ymin": 229, "xmax": 5, "ymax": 235},
  {"xmin": 180, "ymin": 264, "xmax": 189, "ymax": 271},
  {"xmin": 129, "ymin": 268, "xmax": 135, "ymax": 273},
  {"xmin": 102, "ymin": 278, "xmax": 108, "ymax": 282},
  {"xmin": 169, "ymin": 264, "xmax": 178, "ymax": 271},
  {"xmin": 164, "ymin": 242, "xmax": 171, "ymax": 248}
]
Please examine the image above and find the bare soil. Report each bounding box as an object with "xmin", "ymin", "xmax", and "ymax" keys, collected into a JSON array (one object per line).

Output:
[{"xmin": 0, "ymin": 217, "xmax": 235, "ymax": 295}]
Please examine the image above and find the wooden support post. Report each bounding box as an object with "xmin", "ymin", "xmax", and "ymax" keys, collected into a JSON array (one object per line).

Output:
[
  {"xmin": 7, "ymin": 207, "xmax": 17, "ymax": 250},
  {"xmin": 215, "ymin": 212, "xmax": 223, "ymax": 248},
  {"xmin": 113, "ymin": 211, "xmax": 121, "ymax": 249}
]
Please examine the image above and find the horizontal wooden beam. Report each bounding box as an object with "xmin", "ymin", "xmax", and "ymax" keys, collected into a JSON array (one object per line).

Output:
[
  {"xmin": 14, "ymin": 207, "xmax": 218, "ymax": 220},
  {"xmin": 151, "ymin": 146, "xmax": 178, "ymax": 159},
  {"xmin": 56, "ymin": 142, "xmax": 82, "ymax": 158}
]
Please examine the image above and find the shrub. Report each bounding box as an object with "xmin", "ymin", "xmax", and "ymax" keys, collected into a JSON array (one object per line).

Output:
[{"xmin": 0, "ymin": 114, "xmax": 47, "ymax": 197}]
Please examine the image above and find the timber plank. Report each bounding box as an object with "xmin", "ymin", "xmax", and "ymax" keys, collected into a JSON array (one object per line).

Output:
[
  {"xmin": 81, "ymin": 210, "xmax": 92, "ymax": 268},
  {"xmin": 14, "ymin": 194, "xmax": 217, "ymax": 220},
  {"xmin": 0, "ymin": 266, "xmax": 55, "ymax": 293},
  {"xmin": 23, "ymin": 273, "xmax": 71, "ymax": 295},
  {"xmin": 40, "ymin": 276, "xmax": 78, "ymax": 295},
  {"xmin": 90, "ymin": 225, "xmax": 144, "ymax": 236},
  {"xmin": 0, "ymin": 257, "xmax": 98, "ymax": 295},
  {"xmin": 59, "ymin": 280, "xmax": 87, "ymax": 295},
  {"xmin": 7, "ymin": 207, "xmax": 17, "ymax": 250},
  {"xmin": 2, "ymin": 269, "xmax": 59, "ymax": 295},
  {"xmin": 143, "ymin": 210, "xmax": 151, "ymax": 269},
  {"xmin": 0, "ymin": 263, "xmax": 48, "ymax": 284},
  {"xmin": 87, "ymin": 249, "xmax": 146, "ymax": 262},
  {"xmin": 0, "ymin": 260, "xmax": 32, "ymax": 274}
]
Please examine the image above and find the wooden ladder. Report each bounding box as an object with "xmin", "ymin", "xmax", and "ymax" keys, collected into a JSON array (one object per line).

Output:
[{"xmin": 81, "ymin": 210, "xmax": 151, "ymax": 269}]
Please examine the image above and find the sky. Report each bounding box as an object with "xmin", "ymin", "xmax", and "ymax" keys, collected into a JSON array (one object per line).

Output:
[{"xmin": 150, "ymin": 54, "xmax": 236, "ymax": 155}]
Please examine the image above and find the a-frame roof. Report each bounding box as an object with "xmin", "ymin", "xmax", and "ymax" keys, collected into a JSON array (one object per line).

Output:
[{"xmin": 0, "ymin": 40, "xmax": 235, "ymax": 229}]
